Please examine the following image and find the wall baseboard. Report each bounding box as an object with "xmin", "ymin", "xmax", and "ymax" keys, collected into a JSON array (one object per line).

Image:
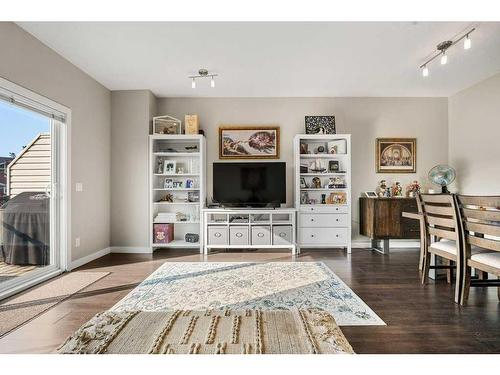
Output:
[
  {"xmin": 351, "ymin": 239, "xmax": 420, "ymax": 249},
  {"xmin": 110, "ymin": 247, "xmax": 152, "ymax": 254},
  {"xmin": 70, "ymin": 247, "xmax": 111, "ymax": 270}
]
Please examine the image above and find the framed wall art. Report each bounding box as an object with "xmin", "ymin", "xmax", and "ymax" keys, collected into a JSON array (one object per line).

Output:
[
  {"xmin": 305, "ymin": 116, "xmax": 336, "ymax": 134},
  {"xmin": 219, "ymin": 125, "xmax": 280, "ymax": 159},
  {"xmin": 376, "ymin": 138, "xmax": 416, "ymax": 173}
]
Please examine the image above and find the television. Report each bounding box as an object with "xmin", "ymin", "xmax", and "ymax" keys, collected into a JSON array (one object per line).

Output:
[{"xmin": 213, "ymin": 162, "xmax": 286, "ymax": 207}]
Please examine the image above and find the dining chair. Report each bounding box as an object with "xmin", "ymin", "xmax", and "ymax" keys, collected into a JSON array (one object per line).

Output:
[
  {"xmin": 420, "ymin": 193, "xmax": 464, "ymax": 303},
  {"xmin": 415, "ymin": 194, "xmax": 426, "ymax": 271},
  {"xmin": 456, "ymin": 195, "xmax": 500, "ymax": 305}
]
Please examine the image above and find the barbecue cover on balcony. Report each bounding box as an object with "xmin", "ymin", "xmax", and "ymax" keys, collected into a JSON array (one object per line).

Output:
[{"xmin": 0, "ymin": 192, "xmax": 50, "ymax": 266}]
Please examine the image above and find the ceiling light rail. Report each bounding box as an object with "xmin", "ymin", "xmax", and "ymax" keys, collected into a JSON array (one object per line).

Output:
[
  {"xmin": 419, "ymin": 27, "xmax": 475, "ymax": 77},
  {"xmin": 189, "ymin": 69, "xmax": 218, "ymax": 88}
]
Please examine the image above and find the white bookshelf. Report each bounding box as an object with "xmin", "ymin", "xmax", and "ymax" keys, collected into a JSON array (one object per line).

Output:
[
  {"xmin": 149, "ymin": 134, "xmax": 206, "ymax": 252},
  {"xmin": 294, "ymin": 134, "xmax": 352, "ymax": 253}
]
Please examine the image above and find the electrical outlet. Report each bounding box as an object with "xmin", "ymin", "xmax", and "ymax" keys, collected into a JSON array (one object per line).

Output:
[
  {"xmin": 75, "ymin": 237, "xmax": 81, "ymax": 247},
  {"xmin": 75, "ymin": 183, "xmax": 83, "ymax": 192}
]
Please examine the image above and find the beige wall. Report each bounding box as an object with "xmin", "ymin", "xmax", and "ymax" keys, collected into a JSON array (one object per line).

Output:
[
  {"xmin": 110, "ymin": 90, "xmax": 156, "ymax": 248},
  {"xmin": 158, "ymin": 97, "xmax": 448, "ymax": 239},
  {"xmin": 0, "ymin": 22, "xmax": 111, "ymax": 262},
  {"xmin": 449, "ymin": 72, "xmax": 500, "ymax": 194}
]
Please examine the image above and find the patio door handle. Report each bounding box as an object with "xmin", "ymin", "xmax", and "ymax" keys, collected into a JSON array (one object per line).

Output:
[{"xmin": 44, "ymin": 183, "xmax": 52, "ymax": 198}]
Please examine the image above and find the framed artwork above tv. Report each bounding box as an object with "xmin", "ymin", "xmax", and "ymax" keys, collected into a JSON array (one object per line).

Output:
[{"xmin": 219, "ymin": 125, "xmax": 280, "ymax": 159}]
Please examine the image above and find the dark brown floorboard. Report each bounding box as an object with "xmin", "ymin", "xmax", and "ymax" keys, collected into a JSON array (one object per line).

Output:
[{"xmin": 0, "ymin": 248, "xmax": 498, "ymax": 354}]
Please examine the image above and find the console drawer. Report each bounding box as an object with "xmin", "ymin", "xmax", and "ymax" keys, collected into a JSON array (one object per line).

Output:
[
  {"xmin": 207, "ymin": 226, "xmax": 228, "ymax": 245},
  {"xmin": 299, "ymin": 227, "xmax": 348, "ymax": 244},
  {"xmin": 300, "ymin": 205, "xmax": 348, "ymax": 214},
  {"xmin": 272, "ymin": 225, "xmax": 293, "ymax": 245},
  {"xmin": 230, "ymin": 226, "xmax": 249, "ymax": 246},
  {"xmin": 251, "ymin": 226, "xmax": 271, "ymax": 245},
  {"xmin": 300, "ymin": 213, "xmax": 348, "ymax": 228}
]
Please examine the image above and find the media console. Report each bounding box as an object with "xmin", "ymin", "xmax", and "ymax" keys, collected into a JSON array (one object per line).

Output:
[{"xmin": 202, "ymin": 208, "xmax": 297, "ymax": 255}]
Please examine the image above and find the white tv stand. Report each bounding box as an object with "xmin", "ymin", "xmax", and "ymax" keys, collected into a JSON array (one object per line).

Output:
[{"xmin": 202, "ymin": 208, "xmax": 297, "ymax": 255}]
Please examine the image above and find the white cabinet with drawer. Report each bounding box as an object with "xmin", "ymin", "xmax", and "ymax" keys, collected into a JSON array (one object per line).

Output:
[
  {"xmin": 207, "ymin": 226, "xmax": 228, "ymax": 246},
  {"xmin": 251, "ymin": 226, "xmax": 271, "ymax": 245},
  {"xmin": 229, "ymin": 226, "xmax": 249, "ymax": 246},
  {"xmin": 300, "ymin": 213, "xmax": 348, "ymax": 228},
  {"xmin": 272, "ymin": 225, "xmax": 293, "ymax": 245},
  {"xmin": 299, "ymin": 227, "xmax": 348, "ymax": 245}
]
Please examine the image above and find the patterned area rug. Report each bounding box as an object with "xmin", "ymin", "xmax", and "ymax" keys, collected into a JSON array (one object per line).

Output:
[
  {"xmin": 113, "ymin": 262, "xmax": 385, "ymax": 326},
  {"xmin": 58, "ymin": 308, "xmax": 355, "ymax": 354}
]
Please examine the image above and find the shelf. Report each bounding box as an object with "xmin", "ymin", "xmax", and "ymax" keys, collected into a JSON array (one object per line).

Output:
[
  {"xmin": 154, "ymin": 173, "xmax": 200, "ymax": 177},
  {"xmin": 153, "ymin": 240, "xmax": 200, "ymax": 248},
  {"xmin": 300, "ymin": 188, "xmax": 347, "ymax": 191},
  {"xmin": 153, "ymin": 152, "xmax": 200, "ymax": 157},
  {"xmin": 300, "ymin": 172, "xmax": 346, "ymax": 176},
  {"xmin": 300, "ymin": 154, "xmax": 347, "ymax": 158},
  {"xmin": 153, "ymin": 221, "xmax": 200, "ymax": 224},
  {"xmin": 154, "ymin": 202, "xmax": 200, "ymax": 205},
  {"xmin": 153, "ymin": 188, "xmax": 200, "ymax": 191}
]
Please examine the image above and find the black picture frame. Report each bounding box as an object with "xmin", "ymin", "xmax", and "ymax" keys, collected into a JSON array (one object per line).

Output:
[{"xmin": 305, "ymin": 116, "xmax": 336, "ymax": 134}]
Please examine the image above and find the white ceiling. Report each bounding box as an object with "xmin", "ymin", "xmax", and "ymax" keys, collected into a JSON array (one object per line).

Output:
[{"xmin": 17, "ymin": 22, "xmax": 500, "ymax": 97}]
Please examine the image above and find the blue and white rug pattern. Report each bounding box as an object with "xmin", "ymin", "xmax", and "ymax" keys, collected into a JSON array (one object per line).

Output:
[{"xmin": 112, "ymin": 262, "xmax": 385, "ymax": 326}]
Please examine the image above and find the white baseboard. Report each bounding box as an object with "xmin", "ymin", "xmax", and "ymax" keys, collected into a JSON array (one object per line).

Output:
[
  {"xmin": 70, "ymin": 247, "xmax": 111, "ymax": 270},
  {"xmin": 110, "ymin": 246, "xmax": 152, "ymax": 254},
  {"xmin": 351, "ymin": 239, "xmax": 420, "ymax": 249}
]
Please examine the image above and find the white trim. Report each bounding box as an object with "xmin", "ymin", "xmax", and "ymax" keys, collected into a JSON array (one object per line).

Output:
[
  {"xmin": 110, "ymin": 247, "xmax": 152, "ymax": 254},
  {"xmin": 351, "ymin": 239, "xmax": 420, "ymax": 249},
  {"xmin": 69, "ymin": 247, "xmax": 111, "ymax": 271}
]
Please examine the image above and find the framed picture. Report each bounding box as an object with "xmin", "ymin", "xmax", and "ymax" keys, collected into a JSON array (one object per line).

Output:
[
  {"xmin": 327, "ymin": 139, "xmax": 347, "ymax": 154},
  {"xmin": 328, "ymin": 160, "xmax": 340, "ymax": 173},
  {"xmin": 163, "ymin": 160, "xmax": 177, "ymax": 175},
  {"xmin": 364, "ymin": 191, "xmax": 378, "ymax": 198},
  {"xmin": 300, "ymin": 177, "xmax": 308, "ymax": 188},
  {"xmin": 188, "ymin": 191, "xmax": 200, "ymax": 202},
  {"xmin": 153, "ymin": 115, "xmax": 182, "ymax": 135},
  {"xmin": 219, "ymin": 126, "xmax": 280, "ymax": 159},
  {"xmin": 305, "ymin": 116, "xmax": 336, "ymax": 134},
  {"xmin": 376, "ymin": 138, "xmax": 416, "ymax": 173}
]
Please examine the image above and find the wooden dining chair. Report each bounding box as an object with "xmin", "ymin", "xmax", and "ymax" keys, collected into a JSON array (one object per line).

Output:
[
  {"xmin": 420, "ymin": 194, "xmax": 463, "ymax": 303},
  {"xmin": 456, "ymin": 195, "xmax": 500, "ymax": 305},
  {"xmin": 415, "ymin": 194, "xmax": 426, "ymax": 271}
]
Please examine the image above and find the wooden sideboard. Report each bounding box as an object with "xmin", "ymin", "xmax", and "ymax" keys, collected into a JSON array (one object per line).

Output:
[{"xmin": 359, "ymin": 197, "xmax": 420, "ymax": 254}]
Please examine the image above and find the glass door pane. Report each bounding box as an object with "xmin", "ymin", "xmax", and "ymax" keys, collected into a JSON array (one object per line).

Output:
[{"xmin": 0, "ymin": 100, "xmax": 54, "ymax": 289}]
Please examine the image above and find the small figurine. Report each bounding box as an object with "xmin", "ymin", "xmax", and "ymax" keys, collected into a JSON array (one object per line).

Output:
[
  {"xmin": 159, "ymin": 193, "xmax": 173, "ymax": 203},
  {"xmin": 392, "ymin": 182, "xmax": 403, "ymax": 197},
  {"xmin": 312, "ymin": 177, "xmax": 322, "ymax": 189},
  {"xmin": 377, "ymin": 180, "xmax": 387, "ymax": 197},
  {"xmin": 384, "ymin": 186, "xmax": 392, "ymax": 198}
]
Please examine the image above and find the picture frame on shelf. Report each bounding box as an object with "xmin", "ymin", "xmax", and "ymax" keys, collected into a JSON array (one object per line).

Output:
[
  {"xmin": 219, "ymin": 125, "xmax": 280, "ymax": 159},
  {"xmin": 153, "ymin": 115, "xmax": 182, "ymax": 135},
  {"xmin": 364, "ymin": 191, "xmax": 378, "ymax": 198},
  {"xmin": 327, "ymin": 139, "xmax": 347, "ymax": 154},
  {"xmin": 300, "ymin": 177, "xmax": 308, "ymax": 188},
  {"xmin": 328, "ymin": 160, "xmax": 340, "ymax": 173},
  {"xmin": 185, "ymin": 114, "xmax": 199, "ymax": 135},
  {"xmin": 188, "ymin": 191, "xmax": 200, "ymax": 202},
  {"xmin": 376, "ymin": 138, "xmax": 416, "ymax": 173},
  {"xmin": 163, "ymin": 160, "xmax": 177, "ymax": 175},
  {"xmin": 173, "ymin": 181, "xmax": 183, "ymax": 188},
  {"xmin": 305, "ymin": 116, "xmax": 336, "ymax": 134}
]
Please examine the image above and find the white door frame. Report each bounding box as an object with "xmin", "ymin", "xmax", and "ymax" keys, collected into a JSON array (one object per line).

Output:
[{"xmin": 0, "ymin": 76, "xmax": 71, "ymax": 300}]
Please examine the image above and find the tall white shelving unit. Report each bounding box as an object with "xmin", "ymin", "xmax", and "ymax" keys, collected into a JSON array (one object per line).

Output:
[
  {"xmin": 294, "ymin": 134, "xmax": 352, "ymax": 253},
  {"xmin": 149, "ymin": 134, "xmax": 206, "ymax": 252}
]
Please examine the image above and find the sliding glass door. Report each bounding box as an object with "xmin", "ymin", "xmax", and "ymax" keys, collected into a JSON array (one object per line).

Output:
[{"xmin": 0, "ymin": 78, "xmax": 68, "ymax": 300}]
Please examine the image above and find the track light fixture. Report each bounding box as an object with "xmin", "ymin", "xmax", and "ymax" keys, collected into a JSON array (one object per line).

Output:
[
  {"xmin": 419, "ymin": 27, "xmax": 475, "ymax": 78},
  {"xmin": 189, "ymin": 69, "xmax": 218, "ymax": 88}
]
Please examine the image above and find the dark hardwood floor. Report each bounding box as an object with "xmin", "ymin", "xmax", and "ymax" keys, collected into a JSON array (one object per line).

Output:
[{"xmin": 0, "ymin": 248, "xmax": 499, "ymax": 354}]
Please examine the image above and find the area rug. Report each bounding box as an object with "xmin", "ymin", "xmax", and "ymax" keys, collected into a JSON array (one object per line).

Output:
[
  {"xmin": 57, "ymin": 308, "xmax": 354, "ymax": 354},
  {"xmin": 0, "ymin": 271, "xmax": 110, "ymax": 337},
  {"xmin": 112, "ymin": 262, "xmax": 385, "ymax": 326}
]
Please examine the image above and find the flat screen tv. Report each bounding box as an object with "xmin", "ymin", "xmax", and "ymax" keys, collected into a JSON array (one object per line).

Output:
[{"xmin": 213, "ymin": 162, "xmax": 286, "ymax": 207}]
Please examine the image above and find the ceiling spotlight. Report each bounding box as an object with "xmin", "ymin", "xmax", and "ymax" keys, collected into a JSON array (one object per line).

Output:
[
  {"xmin": 464, "ymin": 34, "xmax": 471, "ymax": 50},
  {"xmin": 189, "ymin": 69, "xmax": 218, "ymax": 88},
  {"xmin": 440, "ymin": 51, "xmax": 448, "ymax": 65},
  {"xmin": 418, "ymin": 26, "xmax": 476, "ymax": 79}
]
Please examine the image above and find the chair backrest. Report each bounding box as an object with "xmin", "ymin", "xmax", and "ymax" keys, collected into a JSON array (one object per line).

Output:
[
  {"xmin": 419, "ymin": 193, "xmax": 461, "ymax": 243},
  {"xmin": 456, "ymin": 195, "xmax": 500, "ymax": 253}
]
